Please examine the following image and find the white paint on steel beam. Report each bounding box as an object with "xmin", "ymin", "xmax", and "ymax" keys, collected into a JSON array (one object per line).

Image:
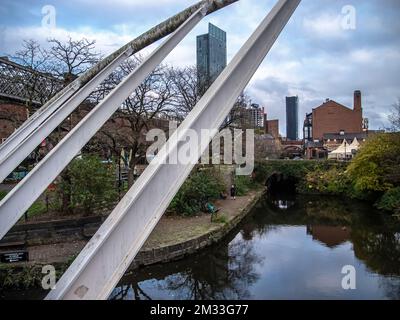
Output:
[
  {"xmin": 0, "ymin": 50, "xmax": 131, "ymax": 183},
  {"xmin": 0, "ymin": 4, "xmax": 210, "ymax": 240},
  {"xmin": 0, "ymin": 0, "xmax": 237, "ymax": 177},
  {"xmin": 46, "ymin": 0, "xmax": 301, "ymax": 300}
]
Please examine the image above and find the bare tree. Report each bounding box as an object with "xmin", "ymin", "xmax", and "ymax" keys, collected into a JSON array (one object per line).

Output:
[
  {"xmin": 169, "ymin": 66, "xmax": 199, "ymax": 121},
  {"xmin": 44, "ymin": 37, "xmax": 100, "ymax": 213},
  {"xmin": 15, "ymin": 39, "xmax": 50, "ymax": 72},
  {"xmin": 36, "ymin": 37, "xmax": 103, "ymax": 148},
  {"xmin": 388, "ymin": 98, "xmax": 400, "ymax": 132},
  {"xmin": 48, "ymin": 37, "xmax": 100, "ymax": 83},
  {"xmin": 4, "ymin": 37, "xmax": 105, "ymax": 213},
  {"xmin": 8, "ymin": 37, "xmax": 99, "ymax": 119},
  {"xmin": 93, "ymin": 57, "xmax": 176, "ymax": 187},
  {"xmin": 228, "ymin": 92, "xmax": 253, "ymax": 129},
  {"xmin": 169, "ymin": 66, "xmax": 251, "ymax": 129},
  {"xmin": 13, "ymin": 39, "xmax": 58, "ymax": 111}
]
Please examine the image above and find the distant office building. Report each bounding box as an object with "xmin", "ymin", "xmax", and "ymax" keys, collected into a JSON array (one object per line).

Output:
[
  {"xmin": 248, "ymin": 103, "xmax": 265, "ymax": 128},
  {"xmin": 286, "ymin": 96, "xmax": 299, "ymax": 140},
  {"xmin": 197, "ymin": 23, "xmax": 227, "ymax": 94},
  {"xmin": 228, "ymin": 103, "xmax": 265, "ymax": 129}
]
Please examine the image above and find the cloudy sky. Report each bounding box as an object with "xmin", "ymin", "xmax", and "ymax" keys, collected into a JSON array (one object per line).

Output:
[{"xmin": 0, "ymin": 0, "xmax": 399, "ymax": 136}]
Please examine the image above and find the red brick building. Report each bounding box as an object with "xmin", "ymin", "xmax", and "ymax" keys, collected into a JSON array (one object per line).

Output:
[
  {"xmin": 0, "ymin": 102, "xmax": 28, "ymax": 143},
  {"xmin": 265, "ymin": 119, "xmax": 279, "ymax": 139},
  {"xmin": 308, "ymin": 90, "xmax": 363, "ymax": 142}
]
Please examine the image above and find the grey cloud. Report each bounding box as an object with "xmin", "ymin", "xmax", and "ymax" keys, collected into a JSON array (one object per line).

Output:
[{"xmin": 1, "ymin": 0, "xmax": 399, "ymax": 134}]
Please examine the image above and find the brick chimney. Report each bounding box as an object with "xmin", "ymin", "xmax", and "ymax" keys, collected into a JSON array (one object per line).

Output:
[{"xmin": 354, "ymin": 90, "xmax": 362, "ymax": 111}]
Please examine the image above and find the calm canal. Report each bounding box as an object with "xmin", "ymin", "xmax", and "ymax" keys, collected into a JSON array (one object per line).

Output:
[
  {"xmin": 110, "ymin": 193, "xmax": 400, "ymax": 300},
  {"xmin": 1, "ymin": 193, "xmax": 399, "ymax": 300}
]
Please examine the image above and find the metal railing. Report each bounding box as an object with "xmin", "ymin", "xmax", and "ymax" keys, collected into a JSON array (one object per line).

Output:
[{"xmin": 0, "ymin": 57, "xmax": 63, "ymax": 106}]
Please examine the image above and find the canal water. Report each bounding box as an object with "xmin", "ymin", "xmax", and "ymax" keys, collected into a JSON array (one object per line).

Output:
[
  {"xmin": 1, "ymin": 193, "xmax": 399, "ymax": 300},
  {"xmin": 110, "ymin": 193, "xmax": 400, "ymax": 300}
]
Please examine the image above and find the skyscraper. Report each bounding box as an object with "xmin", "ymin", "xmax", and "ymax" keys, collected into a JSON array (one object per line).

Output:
[
  {"xmin": 286, "ymin": 96, "xmax": 299, "ymax": 140},
  {"xmin": 197, "ymin": 23, "xmax": 227, "ymax": 94},
  {"xmin": 248, "ymin": 103, "xmax": 265, "ymax": 128}
]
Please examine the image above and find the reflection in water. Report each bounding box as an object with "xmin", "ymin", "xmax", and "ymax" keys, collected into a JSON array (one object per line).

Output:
[
  {"xmin": 110, "ymin": 232, "xmax": 263, "ymax": 300},
  {"xmin": 2, "ymin": 194, "xmax": 399, "ymax": 300},
  {"xmin": 307, "ymin": 225, "xmax": 351, "ymax": 248},
  {"xmin": 110, "ymin": 194, "xmax": 400, "ymax": 300},
  {"xmin": 273, "ymin": 199, "xmax": 295, "ymax": 210},
  {"xmin": 268, "ymin": 191, "xmax": 296, "ymax": 211}
]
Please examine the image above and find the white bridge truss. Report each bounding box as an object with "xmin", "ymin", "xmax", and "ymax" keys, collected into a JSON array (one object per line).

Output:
[{"xmin": 0, "ymin": 0, "xmax": 300, "ymax": 299}]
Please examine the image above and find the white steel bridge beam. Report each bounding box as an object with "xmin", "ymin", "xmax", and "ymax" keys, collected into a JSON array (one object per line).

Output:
[
  {"xmin": 0, "ymin": 3, "xmax": 210, "ymax": 240},
  {"xmin": 0, "ymin": 0, "xmax": 238, "ymax": 182},
  {"xmin": 45, "ymin": 0, "xmax": 301, "ymax": 300}
]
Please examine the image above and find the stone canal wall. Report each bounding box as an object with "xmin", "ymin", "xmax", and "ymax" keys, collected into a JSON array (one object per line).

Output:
[
  {"xmin": 129, "ymin": 189, "xmax": 264, "ymax": 270},
  {"xmin": 0, "ymin": 188, "xmax": 264, "ymax": 274},
  {"xmin": 0, "ymin": 215, "xmax": 106, "ymax": 246}
]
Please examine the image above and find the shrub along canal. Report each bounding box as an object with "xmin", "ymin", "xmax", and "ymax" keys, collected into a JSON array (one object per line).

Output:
[{"xmin": 109, "ymin": 192, "xmax": 400, "ymax": 300}]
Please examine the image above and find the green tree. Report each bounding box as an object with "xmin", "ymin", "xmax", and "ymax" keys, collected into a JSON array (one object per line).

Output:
[
  {"xmin": 58, "ymin": 155, "xmax": 117, "ymax": 214},
  {"xmin": 170, "ymin": 168, "xmax": 225, "ymax": 216},
  {"xmin": 376, "ymin": 187, "xmax": 400, "ymax": 215},
  {"xmin": 302, "ymin": 166, "xmax": 351, "ymax": 195},
  {"xmin": 234, "ymin": 175, "xmax": 255, "ymax": 196},
  {"xmin": 347, "ymin": 133, "xmax": 400, "ymax": 198}
]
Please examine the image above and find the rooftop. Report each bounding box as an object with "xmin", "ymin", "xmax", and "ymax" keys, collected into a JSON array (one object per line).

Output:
[{"xmin": 323, "ymin": 130, "xmax": 383, "ymax": 141}]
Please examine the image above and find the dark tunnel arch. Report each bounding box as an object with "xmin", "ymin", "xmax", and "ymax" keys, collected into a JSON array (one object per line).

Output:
[{"xmin": 265, "ymin": 172, "xmax": 298, "ymax": 194}]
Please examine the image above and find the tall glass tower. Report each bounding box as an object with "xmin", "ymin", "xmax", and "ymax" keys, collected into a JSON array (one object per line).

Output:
[
  {"xmin": 197, "ymin": 23, "xmax": 227, "ymax": 95},
  {"xmin": 286, "ymin": 96, "xmax": 299, "ymax": 140}
]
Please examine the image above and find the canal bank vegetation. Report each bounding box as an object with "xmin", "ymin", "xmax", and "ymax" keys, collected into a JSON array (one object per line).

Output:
[
  {"xmin": 56, "ymin": 155, "xmax": 118, "ymax": 215},
  {"xmin": 169, "ymin": 168, "xmax": 226, "ymax": 216},
  {"xmin": 346, "ymin": 133, "xmax": 400, "ymax": 212},
  {"xmin": 168, "ymin": 167, "xmax": 260, "ymax": 217},
  {"xmin": 1, "ymin": 190, "xmax": 49, "ymax": 219},
  {"xmin": 234, "ymin": 175, "xmax": 256, "ymax": 196},
  {"xmin": 0, "ymin": 255, "xmax": 77, "ymax": 290},
  {"xmin": 312, "ymin": 133, "xmax": 400, "ymax": 215},
  {"xmin": 254, "ymin": 132, "xmax": 400, "ymax": 216},
  {"xmin": 9, "ymin": 159, "xmax": 261, "ymax": 222},
  {"xmin": 0, "ymin": 264, "xmax": 43, "ymax": 289},
  {"xmin": 9, "ymin": 155, "xmax": 120, "ymax": 221}
]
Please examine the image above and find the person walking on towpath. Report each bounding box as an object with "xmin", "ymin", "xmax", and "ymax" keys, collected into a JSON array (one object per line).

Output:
[{"xmin": 230, "ymin": 184, "xmax": 236, "ymax": 200}]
